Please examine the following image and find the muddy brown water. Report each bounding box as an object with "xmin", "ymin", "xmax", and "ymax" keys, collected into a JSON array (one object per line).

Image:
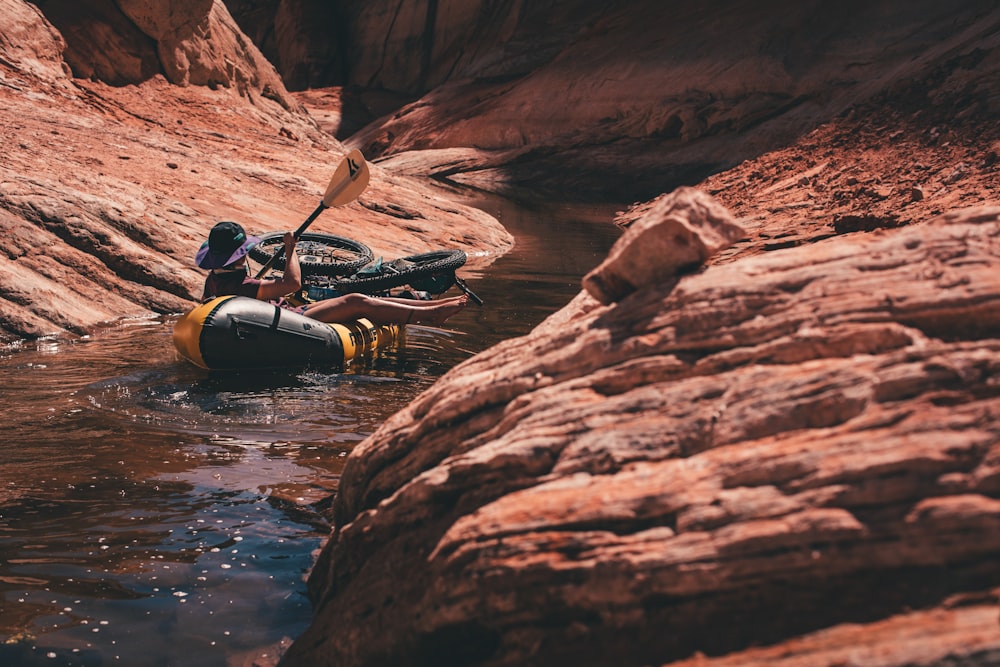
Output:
[{"xmin": 0, "ymin": 194, "xmax": 621, "ymax": 666}]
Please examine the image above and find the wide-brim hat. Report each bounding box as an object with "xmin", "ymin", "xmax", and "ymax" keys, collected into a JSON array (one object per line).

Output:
[{"xmin": 196, "ymin": 221, "xmax": 261, "ymax": 269}]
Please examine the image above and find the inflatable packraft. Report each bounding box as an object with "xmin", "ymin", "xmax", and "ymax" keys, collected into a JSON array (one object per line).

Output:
[{"xmin": 173, "ymin": 296, "xmax": 399, "ymax": 370}]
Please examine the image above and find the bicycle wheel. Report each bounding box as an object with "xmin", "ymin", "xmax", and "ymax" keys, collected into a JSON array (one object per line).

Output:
[
  {"xmin": 248, "ymin": 232, "xmax": 374, "ymax": 276},
  {"xmin": 334, "ymin": 249, "xmax": 467, "ymax": 295}
]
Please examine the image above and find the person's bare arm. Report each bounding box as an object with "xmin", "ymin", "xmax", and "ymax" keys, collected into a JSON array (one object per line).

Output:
[{"xmin": 255, "ymin": 232, "xmax": 302, "ymax": 301}]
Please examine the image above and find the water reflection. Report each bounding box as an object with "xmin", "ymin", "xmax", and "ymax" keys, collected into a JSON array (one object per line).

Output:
[{"xmin": 0, "ymin": 195, "xmax": 621, "ymax": 665}]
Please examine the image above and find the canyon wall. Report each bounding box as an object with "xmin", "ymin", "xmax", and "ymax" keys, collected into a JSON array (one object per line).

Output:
[{"xmin": 224, "ymin": 0, "xmax": 1000, "ymax": 200}]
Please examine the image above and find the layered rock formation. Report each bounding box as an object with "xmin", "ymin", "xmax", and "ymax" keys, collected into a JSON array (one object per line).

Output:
[{"xmin": 283, "ymin": 193, "xmax": 1000, "ymax": 666}]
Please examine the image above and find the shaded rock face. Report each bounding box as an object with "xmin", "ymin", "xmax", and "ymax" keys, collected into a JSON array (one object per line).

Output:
[
  {"xmin": 283, "ymin": 198, "xmax": 1000, "ymax": 666},
  {"xmin": 223, "ymin": 0, "xmax": 346, "ymax": 91},
  {"xmin": 363, "ymin": 0, "xmax": 1000, "ymax": 200},
  {"xmin": 31, "ymin": 0, "xmax": 296, "ymax": 109},
  {"xmin": 232, "ymin": 0, "xmax": 1000, "ymax": 201},
  {"xmin": 225, "ymin": 0, "xmax": 531, "ymax": 93}
]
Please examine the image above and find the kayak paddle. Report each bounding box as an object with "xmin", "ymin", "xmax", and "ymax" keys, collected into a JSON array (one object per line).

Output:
[{"xmin": 255, "ymin": 149, "xmax": 370, "ymax": 279}]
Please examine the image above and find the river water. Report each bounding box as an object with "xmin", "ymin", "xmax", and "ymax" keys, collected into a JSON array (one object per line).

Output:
[{"xmin": 0, "ymin": 195, "xmax": 621, "ymax": 666}]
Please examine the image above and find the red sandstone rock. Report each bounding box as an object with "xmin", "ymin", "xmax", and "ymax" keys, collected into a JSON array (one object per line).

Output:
[
  {"xmin": 284, "ymin": 205, "xmax": 1000, "ymax": 666},
  {"xmin": 0, "ymin": 0, "xmax": 69, "ymax": 82},
  {"xmin": 582, "ymin": 187, "xmax": 746, "ymax": 305},
  {"xmin": 667, "ymin": 595, "xmax": 1000, "ymax": 667}
]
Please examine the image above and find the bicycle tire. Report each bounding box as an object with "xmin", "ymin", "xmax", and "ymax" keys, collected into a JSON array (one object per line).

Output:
[
  {"xmin": 248, "ymin": 232, "xmax": 374, "ymax": 276},
  {"xmin": 333, "ymin": 249, "xmax": 467, "ymax": 294}
]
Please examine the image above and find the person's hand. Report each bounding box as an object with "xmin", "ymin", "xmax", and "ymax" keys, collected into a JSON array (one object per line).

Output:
[{"xmin": 283, "ymin": 232, "xmax": 296, "ymax": 254}]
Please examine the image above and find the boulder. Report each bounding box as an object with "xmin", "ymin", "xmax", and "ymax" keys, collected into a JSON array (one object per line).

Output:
[{"xmin": 582, "ymin": 187, "xmax": 746, "ymax": 305}]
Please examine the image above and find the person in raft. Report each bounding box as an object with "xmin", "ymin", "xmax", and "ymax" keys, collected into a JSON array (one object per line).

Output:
[{"xmin": 196, "ymin": 221, "xmax": 468, "ymax": 325}]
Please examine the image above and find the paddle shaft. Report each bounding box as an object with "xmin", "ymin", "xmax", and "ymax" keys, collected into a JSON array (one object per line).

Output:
[
  {"xmin": 253, "ymin": 201, "xmax": 327, "ymax": 278},
  {"xmin": 253, "ymin": 156, "xmax": 364, "ymax": 279}
]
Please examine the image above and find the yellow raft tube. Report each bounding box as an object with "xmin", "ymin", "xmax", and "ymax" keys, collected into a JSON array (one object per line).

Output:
[{"xmin": 173, "ymin": 296, "xmax": 399, "ymax": 370}]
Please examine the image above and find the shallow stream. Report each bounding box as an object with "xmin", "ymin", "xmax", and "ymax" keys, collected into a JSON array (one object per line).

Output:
[{"xmin": 0, "ymin": 194, "xmax": 620, "ymax": 666}]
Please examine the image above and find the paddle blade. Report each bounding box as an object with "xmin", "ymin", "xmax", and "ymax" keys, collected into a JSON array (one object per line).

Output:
[{"xmin": 323, "ymin": 149, "xmax": 370, "ymax": 207}]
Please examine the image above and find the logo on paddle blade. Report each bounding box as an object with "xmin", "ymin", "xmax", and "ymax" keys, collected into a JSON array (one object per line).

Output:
[{"xmin": 348, "ymin": 157, "xmax": 360, "ymax": 178}]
